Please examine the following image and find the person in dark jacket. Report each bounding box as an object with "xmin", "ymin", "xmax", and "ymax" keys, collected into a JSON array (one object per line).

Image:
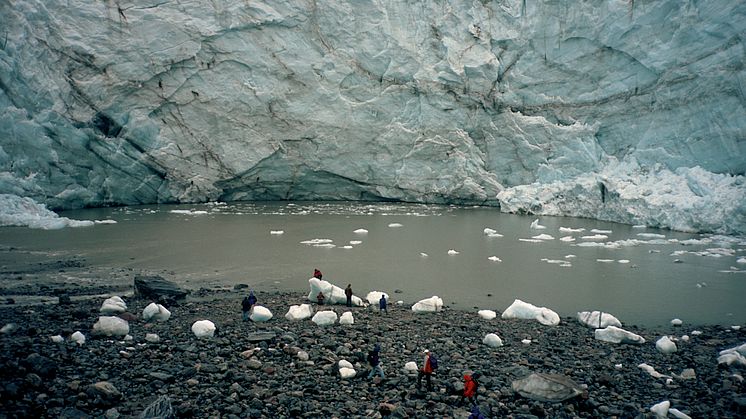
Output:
[
  {"xmin": 313, "ymin": 269, "xmax": 323, "ymax": 279},
  {"xmin": 379, "ymin": 294, "xmax": 388, "ymax": 313},
  {"xmin": 345, "ymin": 284, "xmax": 353, "ymax": 307},
  {"xmin": 242, "ymin": 290, "xmax": 257, "ymax": 321},
  {"xmin": 316, "ymin": 291, "xmax": 325, "ymax": 306},
  {"xmin": 367, "ymin": 344, "xmax": 384, "ymax": 379}
]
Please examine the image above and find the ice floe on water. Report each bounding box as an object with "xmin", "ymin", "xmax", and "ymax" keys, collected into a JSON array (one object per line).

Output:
[
  {"xmin": 170, "ymin": 209, "xmax": 208, "ymax": 215},
  {"xmin": 638, "ymin": 233, "xmax": 666, "ymax": 239},
  {"xmin": 349, "ymin": 240, "xmax": 362, "ymax": 245},
  {"xmin": 559, "ymin": 227, "xmax": 585, "ymax": 233},
  {"xmin": 388, "ymin": 223, "xmax": 403, "ymax": 228},
  {"xmin": 560, "ymin": 236, "xmax": 575, "ymax": 242},
  {"xmin": 487, "ymin": 256, "xmax": 502, "ymax": 262},
  {"xmin": 530, "ymin": 219, "xmax": 547, "ymax": 230},
  {"xmin": 483, "ymin": 227, "xmax": 504, "ymax": 238},
  {"xmin": 581, "ymin": 234, "xmax": 608, "ymax": 240},
  {"xmin": 300, "ymin": 238, "xmax": 335, "ymax": 248},
  {"xmin": 532, "ymin": 234, "xmax": 555, "ymax": 240},
  {"xmin": 519, "ymin": 238, "xmax": 543, "ymax": 243},
  {"xmin": 270, "ymin": 230, "xmax": 284, "ymax": 235},
  {"xmin": 353, "ymin": 228, "xmax": 368, "ymax": 234},
  {"xmin": 419, "ymin": 252, "xmax": 429, "ymax": 258},
  {"xmin": 0, "ymin": 194, "xmax": 96, "ymax": 229},
  {"xmin": 591, "ymin": 229, "xmax": 612, "ymax": 234},
  {"xmin": 447, "ymin": 249, "xmax": 460, "ymax": 255}
]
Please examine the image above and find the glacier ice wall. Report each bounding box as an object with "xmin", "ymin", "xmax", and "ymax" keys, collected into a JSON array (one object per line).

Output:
[{"xmin": 0, "ymin": 0, "xmax": 744, "ymax": 234}]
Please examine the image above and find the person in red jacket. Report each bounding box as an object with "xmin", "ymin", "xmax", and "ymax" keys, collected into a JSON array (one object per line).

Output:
[
  {"xmin": 313, "ymin": 269, "xmax": 323, "ymax": 279},
  {"xmin": 417, "ymin": 349, "xmax": 434, "ymax": 391},
  {"xmin": 461, "ymin": 372, "xmax": 480, "ymax": 406}
]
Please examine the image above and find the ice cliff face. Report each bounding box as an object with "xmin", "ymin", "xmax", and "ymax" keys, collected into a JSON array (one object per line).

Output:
[{"xmin": 1, "ymin": 1, "xmax": 744, "ymax": 234}]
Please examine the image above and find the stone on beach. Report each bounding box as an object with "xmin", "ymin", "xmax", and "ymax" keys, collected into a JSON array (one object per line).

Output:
[
  {"xmin": 134, "ymin": 275, "xmax": 189, "ymax": 303},
  {"xmin": 594, "ymin": 326, "xmax": 645, "ymax": 344},
  {"xmin": 285, "ymin": 304, "xmax": 314, "ymax": 321},
  {"xmin": 92, "ymin": 316, "xmax": 129, "ymax": 337},
  {"xmin": 411, "ymin": 296, "xmax": 443, "ymax": 313},
  {"xmin": 502, "ymin": 299, "xmax": 560, "ymax": 326},
  {"xmin": 512, "ymin": 373, "xmax": 585, "ymax": 402},
  {"xmin": 191, "ymin": 320, "xmax": 216, "ymax": 338},
  {"xmin": 577, "ymin": 311, "xmax": 622, "ymax": 328}
]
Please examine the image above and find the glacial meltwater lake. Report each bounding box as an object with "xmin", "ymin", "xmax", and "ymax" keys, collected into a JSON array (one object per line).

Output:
[{"xmin": 3, "ymin": 201, "xmax": 745, "ymax": 327}]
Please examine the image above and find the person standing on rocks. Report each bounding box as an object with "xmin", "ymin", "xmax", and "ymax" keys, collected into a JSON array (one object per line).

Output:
[
  {"xmin": 242, "ymin": 291, "xmax": 257, "ymax": 321},
  {"xmin": 317, "ymin": 291, "xmax": 325, "ymax": 306},
  {"xmin": 461, "ymin": 372, "xmax": 480, "ymax": 406},
  {"xmin": 313, "ymin": 268, "xmax": 323, "ymax": 279},
  {"xmin": 367, "ymin": 344, "xmax": 384, "ymax": 379},
  {"xmin": 379, "ymin": 294, "xmax": 387, "ymax": 314},
  {"xmin": 345, "ymin": 284, "xmax": 353, "ymax": 307},
  {"xmin": 417, "ymin": 349, "xmax": 434, "ymax": 391}
]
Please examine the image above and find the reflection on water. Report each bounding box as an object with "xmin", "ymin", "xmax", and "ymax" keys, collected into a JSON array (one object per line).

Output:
[{"xmin": 2, "ymin": 201, "xmax": 745, "ymax": 326}]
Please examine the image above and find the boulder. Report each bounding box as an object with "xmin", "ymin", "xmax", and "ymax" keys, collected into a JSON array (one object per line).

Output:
[
  {"xmin": 512, "ymin": 373, "xmax": 585, "ymax": 402},
  {"xmin": 134, "ymin": 275, "xmax": 189, "ymax": 303}
]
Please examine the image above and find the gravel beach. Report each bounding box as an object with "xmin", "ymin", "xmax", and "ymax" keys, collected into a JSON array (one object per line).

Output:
[{"xmin": 1, "ymin": 274, "xmax": 745, "ymax": 418}]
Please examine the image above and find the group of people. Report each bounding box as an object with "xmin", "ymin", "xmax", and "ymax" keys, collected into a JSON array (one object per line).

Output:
[{"xmin": 242, "ymin": 269, "xmax": 481, "ymax": 415}]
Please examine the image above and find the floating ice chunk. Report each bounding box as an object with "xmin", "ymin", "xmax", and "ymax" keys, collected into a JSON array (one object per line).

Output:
[
  {"xmin": 313, "ymin": 243, "xmax": 336, "ymax": 248},
  {"xmin": 559, "ymin": 227, "xmax": 585, "ymax": 233},
  {"xmin": 100, "ymin": 296, "xmax": 127, "ymax": 314},
  {"xmin": 486, "ymin": 232, "xmax": 504, "ymax": 238},
  {"xmin": 365, "ymin": 291, "xmax": 388, "ymax": 305},
  {"xmin": 591, "ymin": 229, "xmax": 612, "ymax": 234},
  {"xmin": 582, "ymin": 234, "xmax": 608, "ymax": 240},
  {"xmin": 478, "ymin": 310, "xmax": 497, "ymax": 320},
  {"xmin": 632, "ymin": 225, "xmax": 647, "ymax": 229},
  {"xmin": 530, "ymin": 219, "xmax": 546, "ymax": 230},
  {"xmin": 170, "ymin": 209, "xmax": 208, "ymax": 215},
  {"xmin": 487, "ymin": 256, "xmax": 502, "ymax": 262},
  {"xmin": 618, "ymin": 259, "xmax": 630, "ymax": 264},
  {"xmin": 718, "ymin": 343, "xmax": 746, "ymax": 366},
  {"xmin": 447, "ymin": 249, "xmax": 459, "ymax": 255},
  {"xmin": 349, "ymin": 240, "xmax": 362, "ymax": 245},
  {"xmin": 656, "ymin": 336, "xmax": 678, "ymax": 354},
  {"xmin": 93, "ymin": 316, "xmax": 130, "ymax": 337},
  {"xmin": 353, "ymin": 228, "xmax": 368, "ymax": 234},
  {"xmin": 300, "ymin": 238, "xmax": 333, "ymax": 245},
  {"xmin": 94, "ymin": 219, "xmax": 117, "ymax": 224},
  {"xmin": 532, "ymin": 234, "xmax": 555, "ymax": 240},
  {"xmin": 501, "ymin": 299, "xmax": 560, "ymax": 326},
  {"xmin": 670, "ymin": 318, "xmax": 683, "ymax": 326},
  {"xmin": 250, "ymin": 306, "xmax": 273, "ymax": 322},
  {"xmin": 311, "ymin": 311, "xmax": 338, "ymax": 326},
  {"xmin": 637, "ymin": 233, "xmax": 666, "ymax": 239},
  {"xmin": 412, "ymin": 296, "xmax": 443, "ymax": 313},
  {"xmin": 419, "ymin": 252, "xmax": 429, "ymax": 257},
  {"xmin": 483, "ymin": 228, "xmax": 497, "ymax": 235},
  {"xmin": 388, "ymin": 223, "xmax": 403, "ymax": 228},
  {"xmin": 639, "ymin": 363, "xmax": 671, "ymax": 379},
  {"xmin": 565, "ymin": 254, "xmax": 576, "ymax": 259},
  {"xmin": 595, "ymin": 326, "xmax": 645, "ymax": 344},
  {"xmin": 191, "ymin": 320, "xmax": 216, "ymax": 338},
  {"xmin": 270, "ymin": 230, "xmax": 284, "ymax": 235},
  {"xmin": 519, "ymin": 238, "xmax": 543, "ymax": 243},
  {"xmin": 650, "ymin": 400, "xmax": 670, "ymax": 417},
  {"xmin": 142, "ymin": 303, "xmax": 171, "ymax": 322},
  {"xmin": 308, "ymin": 278, "xmax": 364, "ymax": 306},
  {"xmin": 339, "ymin": 311, "xmax": 354, "ymax": 325},
  {"xmin": 340, "ymin": 245, "xmax": 353, "ymax": 249},
  {"xmin": 51, "ymin": 335, "xmax": 64, "ymax": 343},
  {"xmin": 737, "ymin": 257, "xmax": 746, "ymax": 264},
  {"xmin": 285, "ymin": 304, "xmax": 314, "ymax": 321},
  {"xmin": 542, "ymin": 259, "xmax": 568, "ymax": 265},
  {"xmin": 577, "ymin": 311, "xmax": 622, "ymax": 328},
  {"xmin": 70, "ymin": 331, "xmax": 86, "ymax": 345},
  {"xmin": 596, "ymin": 259, "xmax": 614, "ymax": 263},
  {"xmin": 559, "ymin": 236, "xmax": 575, "ymax": 242},
  {"xmin": 483, "ymin": 333, "xmax": 503, "ymax": 348}
]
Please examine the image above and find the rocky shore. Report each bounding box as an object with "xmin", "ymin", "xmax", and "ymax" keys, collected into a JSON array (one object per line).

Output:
[{"xmin": 0, "ymin": 285, "xmax": 744, "ymax": 418}]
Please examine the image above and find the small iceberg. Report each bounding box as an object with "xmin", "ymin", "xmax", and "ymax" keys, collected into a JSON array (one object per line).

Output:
[
  {"xmin": 285, "ymin": 304, "xmax": 314, "ymax": 321},
  {"xmin": 483, "ymin": 333, "xmax": 503, "ymax": 348},
  {"xmin": 308, "ymin": 278, "xmax": 364, "ymax": 306},
  {"xmin": 365, "ymin": 291, "xmax": 388, "ymax": 305},
  {"xmin": 591, "ymin": 229, "xmax": 612, "ymax": 234},
  {"xmin": 191, "ymin": 320, "xmax": 216, "ymax": 338},
  {"xmin": 339, "ymin": 311, "xmax": 354, "ymax": 325},
  {"xmin": 478, "ymin": 309, "xmax": 497, "ymax": 320},
  {"xmin": 100, "ymin": 296, "xmax": 127, "ymax": 315},
  {"xmin": 656, "ymin": 336, "xmax": 677, "ymax": 354},
  {"xmin": 487, "ymin": 256, "xmax": 502, "ymax": 262},
  {"xmin": 582, "ymin": 234, "xmax": 608, "ymax": 240},
  {"xmin": 577, "ymin": 311, "xmax": 622, "ymax": 328},
  {"xmin": 594, "ymin": 326, "xmax": 645, "ymax": 344},
  {"xmin": 311, "ymin": 311, "xmax": 338, "ymax": 326},
  {"xmin": 559, "ymin": 236, "xmax": 576, "ymax": 242},
  {"xmin": 142, "ymin": 303, "xmax": 171, "ymax": 322},
  {"xmin": 411, "ymin": 296, "xmax": 443, "ymax": 313},
  {"xmin": 559, "ymin": 227, "xmax": 585, "ymax": 233},
  {"xmin": 353, "ymin": 228, "xmax": 368, "ymax": 234},
  {"xmin": 92, "ymin": 316, "xmax": 129, "ymax": 337},
  {"xmin": 447, "ymin": 249, "xmax": 459, "ymax": 255},
  {"xmin": 532, "ymin": 234, "xmax": 555, "ymax": 240},
  {"xmin": 530, "ymin": 219, "xmax": 546, "ymax": 230},
  {"xmin": 718, "ymin": 342, "xmax": 746, "ymax": 366},
  {"xmin": 388, "ymin": 223, "xmax": 403, "ymax": 228},
  {"xmin": 270, "ymin": 230, "xmax": 284, "ymax": 235},
  {"xmin": 249, "ymin": 306, "xmax": 273, "ymax": 322},
  {"xmin": 501, "ymin": 299, "xmax": 560, "ymax": 326},
  {"xmin": 419, "ymin": 252, "xmax": 429, "ymax": 257}
]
